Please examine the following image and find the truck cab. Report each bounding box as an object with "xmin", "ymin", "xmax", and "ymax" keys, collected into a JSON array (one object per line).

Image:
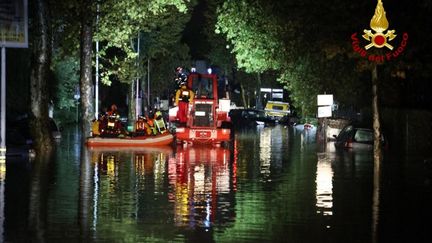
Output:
[{"xmin": 264, "ymin": 100, "xmax": 290, "ymax": 121}]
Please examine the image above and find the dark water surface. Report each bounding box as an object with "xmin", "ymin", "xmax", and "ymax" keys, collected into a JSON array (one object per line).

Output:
[{"xmin": 2, "ymin": 125, "xmax": 431, "ymax": 242}]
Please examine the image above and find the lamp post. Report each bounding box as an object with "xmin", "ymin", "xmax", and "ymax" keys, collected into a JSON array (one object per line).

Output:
[{"xmin": 95, "ymin": 3, "xmax": 100, "ymax": 120}]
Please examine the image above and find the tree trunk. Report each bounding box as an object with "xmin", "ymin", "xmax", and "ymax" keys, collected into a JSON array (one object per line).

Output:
[
  {"xmin": 30, "ymin": 0, "xmax": 54, "ymax": 157},
  {"xmin": 240, "ymin": 82, "xmax": 247, "ymax": 108},
  {"xmin": 256, "ymin": 73, "xmax": 262, "ymax": 110},
  {"xmin": 79, "ymin": 1, "xmax": 94, "ymax": 139},
  {"xmin": 128, "ymin": 82, "xmax": 136, "ymax": 129},
  {"xmin": 371, "ymin": 63, "xmax": 382, "ymax": 163}
]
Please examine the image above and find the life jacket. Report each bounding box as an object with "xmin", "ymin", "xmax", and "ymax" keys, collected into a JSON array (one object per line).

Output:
[
  {"xmin": 135, "ymin": 118, "xmax": 146, "ymax": 131},
  {"xmin": 92, "ymin": 120, "xmax": 100, "ymax": 136},
  {"xmin": 145, "ymin": 116, "xmax": 157, "ymax": 135},
  {"xmin": 154, "ymin": 114, "xmax": 167, "ymax": 134}
]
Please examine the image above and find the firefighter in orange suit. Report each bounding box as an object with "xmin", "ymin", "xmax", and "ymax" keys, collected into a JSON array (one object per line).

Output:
[
  {"xmin": 175, "ymin": 83, "xmax": 194, "ymax": 124},
  {"xmin": 135, "ymin": 116, "xmax": 147, "ymax": 136}
]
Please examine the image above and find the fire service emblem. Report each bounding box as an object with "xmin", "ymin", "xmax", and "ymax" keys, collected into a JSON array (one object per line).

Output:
[{"xmin": 351, "ymin": 0, "xmax": 408, "ymax": 62}]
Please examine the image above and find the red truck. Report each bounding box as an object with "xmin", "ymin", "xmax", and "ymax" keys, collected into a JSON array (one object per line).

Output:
[{"xmin": 169, "ymin": 72, "xmax": 232, "ymax": 145}]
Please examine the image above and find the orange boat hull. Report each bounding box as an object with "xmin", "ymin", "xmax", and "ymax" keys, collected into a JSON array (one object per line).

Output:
[{"xmin": 86, "ymin": 133, "xmax": 174, "ymax": 147}]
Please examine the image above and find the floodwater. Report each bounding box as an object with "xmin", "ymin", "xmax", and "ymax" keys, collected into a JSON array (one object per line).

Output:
[{"xmin": 2, "ymin": 124, "xmax": 431, "ymax": 242}]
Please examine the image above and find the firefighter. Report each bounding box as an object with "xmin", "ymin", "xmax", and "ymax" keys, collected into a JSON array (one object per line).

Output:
[
  {"xmin": 153, "ymin": 109, "xmax": 167, "ymax": 134},
  {"xmin": 135, "ymin": 116, "xmax": 147, "ymax": 136},
  {"xmin": 107, "ymin": 104, "xmax": 119, "ymax": 116},
  {"xmin": 146, "ymin": 112, "xmax": 158, "ymax": 135},
  {"xmin": 91, "ymin": 118, "xmax": 100, "ymax": 137},
  {"xmin": 105, "ymin": 104, "xmax": 126, "ymax": 137},
  {"xmin": 174, "ymin": 66, "xmax": 188, "ymax": 87},
  {"xmin": 175, "ymin": 82, "xmax": 194, "ymax": 125}
]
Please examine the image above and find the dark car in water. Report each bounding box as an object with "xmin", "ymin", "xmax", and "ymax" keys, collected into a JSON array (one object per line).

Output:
[
  {"xmin": 229, "ymin": 108, "xmax": 276, "ymax": 127},
  {"xmin": 5, "ymin": 117, "xmax": 61, "ymax": 159},
  {"xmin": 6, "ymin": 127, "xmax": 36, "ymax": 159},
  {"xmin": 334, "ymin": 125, "xmax": 386, "ymax": 150}
]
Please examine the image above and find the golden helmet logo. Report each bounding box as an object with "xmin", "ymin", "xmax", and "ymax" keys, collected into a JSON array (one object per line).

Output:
[
  {"xmin": 351, "ymin": 0, "xmax": 408, "ymax": 62},
  {"xmin": 362, "ymin": 0, "xmax": 396, "ymax": 50}
]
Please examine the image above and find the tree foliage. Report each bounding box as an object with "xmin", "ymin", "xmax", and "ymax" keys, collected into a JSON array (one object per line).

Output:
[
  {"xmin": 52, "ymin": 55, "xmax": 80, "ymax": 110},
  {"xmin": 96, "ymin": 0, "xmax": 191, "ymax": 85},
  {"xmin": 216, "ymin": 0, "xmax": 284, "ymax": 74},
  {"xmin": 216, "ymin": 0, "xmax": 372, "ymax": 116}
]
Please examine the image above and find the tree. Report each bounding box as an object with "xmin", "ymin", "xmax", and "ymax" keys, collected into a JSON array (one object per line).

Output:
[
  {"xmin": 29, "ymin": 0, "xmax": 55, "ymax": 156},
  {"xmin": 215, "ymin": 0, "xmax": 286, "ymax": 108},
  {"xmin": 216, "ymin": 0, "xmax": 427, "ymax": 158},
  {"xmin": 79, "ymin": 0, "xmax": 95, "ymax": 138},
  {"xmin": 96, "ymin": 0, "xmax": 190, "ymax": 84},
  {"xmin": 94, "ymin": 0, "xmax": 191, "ymax": 124},
  {"xmin": 51, "ymin": 55, "xmax": 80, "ymax": 123}
]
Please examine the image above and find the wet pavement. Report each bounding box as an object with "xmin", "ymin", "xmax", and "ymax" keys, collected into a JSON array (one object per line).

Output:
[{"xmin": 2, "ymin": 124, "xmax": 431, "ymax": 242}]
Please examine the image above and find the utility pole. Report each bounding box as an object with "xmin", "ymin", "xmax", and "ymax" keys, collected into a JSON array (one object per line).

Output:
[
  {"xmin": 1, "ymin": 47, "xmax": 6, "ymax": 160},
  {"xmin": 136, "ymin": 32, "xmax": 140, "ymax": 117},
  {"xmin": 147, "ymin": 59, "xmax": 150, "ymax": 107},
  {"xmin": 95, "ymin": 3, "xmax": 99, "ymax": 119}
]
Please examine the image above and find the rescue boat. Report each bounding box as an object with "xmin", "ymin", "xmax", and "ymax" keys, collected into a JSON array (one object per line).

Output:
[
  {"xmin": 86, "ymin": 132, "xmax": 174, "ymax": 147},
  {"xmin": 87, "ymin": 145, "xmax": 173, "ymax": 154}
]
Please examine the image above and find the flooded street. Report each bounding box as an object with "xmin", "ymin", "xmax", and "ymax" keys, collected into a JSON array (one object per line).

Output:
[{"xmin": 2, "ymin": 124, "xmax": 431, "ymax": 242}]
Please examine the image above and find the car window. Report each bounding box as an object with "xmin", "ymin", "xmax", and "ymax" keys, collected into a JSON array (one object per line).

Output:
[
  {"xmin": 336, "ymin": 125, "xmax": 354, "ymax": 141},
  {"xmin": 342, "ymin": 125, "xmax": 353, "ymax": 133},
  {"xmin": 273, "ymin": 105, "xmax": 284, "ymax": 111},
  {"xmin": 354, "ymin": 130, "xmax": 373, "ymax": 142},
  {"xmin": 257, "ymin": 111, "xmax": 266, "ymax": 118}
]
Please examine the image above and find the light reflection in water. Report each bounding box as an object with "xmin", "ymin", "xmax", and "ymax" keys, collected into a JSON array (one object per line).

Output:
[
  {"xmin": 88, "ymin": 146, "xmax": 173, "ymax": 229},
  {"xmin": 0, "ymin": 161, "xmax": 5, "ymax": 243},
  {"xmin": 259, "ymin": 128, "xmax": 271, "ymax": 179},
  {"xmin": 86, "ymin": 145, "xmax": 236, "ymax": 236},
  {"xmin": 168, "ymin": 145, "xmax": 235, "ymax": 230},
  {"xmin": 315, "ymin": 153, "xmax": 334, "ymax": 217}
]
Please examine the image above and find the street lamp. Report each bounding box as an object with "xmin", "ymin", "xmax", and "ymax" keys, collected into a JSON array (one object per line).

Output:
[{"xmin": 74, "ymin": 86, "xmax": 80, "ymax": 123}]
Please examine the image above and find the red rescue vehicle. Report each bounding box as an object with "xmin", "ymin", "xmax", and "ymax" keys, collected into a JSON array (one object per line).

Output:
[{"xmin": 169, "ymin": 72, "xmax": 232, "ymax": 145}]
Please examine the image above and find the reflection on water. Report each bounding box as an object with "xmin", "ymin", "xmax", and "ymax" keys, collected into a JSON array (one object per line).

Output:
[
  {"xmin": 316, "ymin": 154, "xmax": 334, "ymax": 217},
  {"xmin": 169, "ymin": 146, "xmax": 235, "ymax": 230},
  {"xmin": 2, "ymin": 125, "xmax": 431, "ymax": 242},
  {"xmin": 83, "ymin": 144, "xmax": 237, "ymax": 241},
  {"xmin": 259, "ymin": 127, "xmax": 271, "ymax": 179},
  {"xmin": 0, "ymin": 162, "xmax": 5, "ymax": 243}
]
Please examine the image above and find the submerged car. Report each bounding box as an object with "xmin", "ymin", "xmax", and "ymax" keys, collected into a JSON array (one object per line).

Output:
[
  {"xmin": 6, "ymin": 127, "xmax": 36, "ymax": 159},
  {"xmin": 334, "ymin": 125, "xmax": 386, "ymax": 150},
  {"xmin": 5, "ymin": 117, "xmax": 61, "ymax": 159},
  {"xmin": 229, "ymin": 108, "xmax": 275, "ymax": 126}
]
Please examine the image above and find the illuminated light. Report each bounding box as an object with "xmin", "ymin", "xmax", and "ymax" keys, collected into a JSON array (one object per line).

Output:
[
  {"xmin": 191, "ymin": 67, "xmax": 196, "ymax": 73},
  {"xmin": 176, "ymin": 127, "xmax": 185, "ymax": 133},
  {"xmin": 218, "ymin": 99, "xmax": 231, "ymax": 112},
  {"xmin": 207, "ymin": 68, "xmax": 212, "ymax": 74},
  {"xmin": 195, "ymin": 111, "xmax": 206, "ymax": 116}
]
